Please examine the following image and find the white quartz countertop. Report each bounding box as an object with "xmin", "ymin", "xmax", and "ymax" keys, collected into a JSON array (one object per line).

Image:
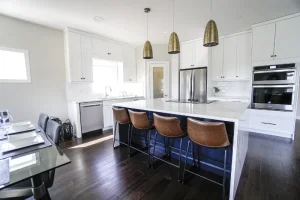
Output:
[
  {"xmin": 113, "ymin": 99, "xmax": 250, "ymax": 123},
  {"xmin": 69, "ymin": 96, "xmax": 144, "ymax": 104}
]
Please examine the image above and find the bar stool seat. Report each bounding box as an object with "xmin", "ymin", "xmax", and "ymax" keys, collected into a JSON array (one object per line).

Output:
[
  {"xmin": 183, "ymin": 118, "xmax": 230, "ymax": 200},
  {"xmin": 112, "ymin": 107, "xmax": 131, "ymax": 154},
  {"xmin": 152, "ymin": 113, "xmax": 185, "ymax": 181},
  {"xmin": 128, "ymin": 110, "xmax": 153, "ymax": 165}
]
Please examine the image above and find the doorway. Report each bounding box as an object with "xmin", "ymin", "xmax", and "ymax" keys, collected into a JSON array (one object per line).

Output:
[{"xmin": 147, "ymin": 61, "xmax": 170, "ymax": 100}]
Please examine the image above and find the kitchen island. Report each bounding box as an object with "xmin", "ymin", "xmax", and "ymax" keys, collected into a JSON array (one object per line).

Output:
[{"xmin": 112, "ymin": 99, "xmax": 249, "ymax": 200}]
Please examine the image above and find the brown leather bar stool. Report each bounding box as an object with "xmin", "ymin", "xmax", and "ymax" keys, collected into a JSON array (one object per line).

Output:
[
  {"xmin": 184, "ymin": 118, "xmax": 230, "ymax": 200},
  {"xmin": 152, "ymin": 113, "xmax": 185, "ymax": 181},
  {"xmin": 112, "ymin": 107, "xmax": 131, "ymax": 154},
  {"xmin": 128, "ymin": 110, "xmax": 153, "ymax": 165}
]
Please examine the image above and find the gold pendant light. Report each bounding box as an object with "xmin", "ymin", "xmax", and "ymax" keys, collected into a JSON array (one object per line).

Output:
[
  {"xmin": 143, "ymin": 8, "xmax": 153, "ymax": 59},
  {"xmin": 203, "ymin": 0, "xmax": 219, "ymax": 47},
  {"xmin": 168, "ymin": 0, "xmax": 180, "ymax": 54}
]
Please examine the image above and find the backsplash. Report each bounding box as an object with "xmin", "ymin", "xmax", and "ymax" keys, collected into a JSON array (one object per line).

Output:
[{"xmin": 211, "ymin": 81, "xmax": 251, "ymax": 98}]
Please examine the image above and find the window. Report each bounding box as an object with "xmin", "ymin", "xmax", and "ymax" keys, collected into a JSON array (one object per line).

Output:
[
  {"xmin": 92, "ymin": 58, "xmax": 123, "ymax": 86},
  {"xmin": 0, "ymin": 47, "xmax": 31, "ymax": 83}
]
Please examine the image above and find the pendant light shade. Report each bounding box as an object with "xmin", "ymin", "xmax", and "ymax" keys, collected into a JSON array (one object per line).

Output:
[
  {"xmin": 203, "ymin": 0, "xmax": 219, "ymax": 47},
  {"xmin": 203, "ymin": 20, "xmax": 219, "ymax": 47},
  {"xmin": 168, "ymin": 0, "xmax": 180, "ymax": 54},
  {"xmin": 143, "ymin": 8, "xmax": 153, "ymax": 59},
  {"xmin": 143, "ymin": 40, "xmax": 153, "ymax": 59}
]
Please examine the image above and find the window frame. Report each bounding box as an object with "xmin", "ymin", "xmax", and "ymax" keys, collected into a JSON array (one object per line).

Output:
[{"xmin": 0, "ymin": 46, "xmax": 31, "ymax": 83}]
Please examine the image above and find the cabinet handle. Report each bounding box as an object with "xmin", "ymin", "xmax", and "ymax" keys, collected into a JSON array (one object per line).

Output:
[
  {"xmin": 274, "ymin": 55, "xmax": 277, "ymax": 57},
  {"xmin": 271, "ymin": 55, "xmax": 274, "ymax": 57},
  {"xmin": 261, "ymin": 122, "xmax": 276, "ymax": 126},
  {"xmin": 108, "ymin": 53, "xmax": 111, "ymax": 55},
  {"xmin": 81, "ymin": 78, "xmax": 85, "ymax": 80}
]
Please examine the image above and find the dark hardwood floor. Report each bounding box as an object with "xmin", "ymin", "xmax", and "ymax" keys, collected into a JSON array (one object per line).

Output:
[{"xmin": 38, "ymin": 121, "xmax": 300, "ymax": 200}]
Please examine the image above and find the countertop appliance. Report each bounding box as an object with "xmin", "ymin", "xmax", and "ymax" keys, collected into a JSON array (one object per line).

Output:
[
  {"xmin": 80, "ymin": 101, "xmax": 104, "ymax": 134},
  {"xmin": 168, "ymin": 67, "xmax": 213, "ymax": 104},
  {"xmin": 251, "ymin": 63, "xmax": 297, "ymax": 111}
]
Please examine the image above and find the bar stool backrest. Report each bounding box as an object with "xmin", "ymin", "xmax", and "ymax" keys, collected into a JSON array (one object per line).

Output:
[
  {"xmin": 153, "ymin": 113, "xmax": 183, "ymax": 137},
  {"xmin": 112, "ymin": 107, "xmax": 131, "ymax": 124},
  {"xmin": 187, "ymin": 118, "xmax": 230, "ymax": 148},
  {"xmin": 128, "ymin": 110, "xmax": 152, "ymax": 130}
]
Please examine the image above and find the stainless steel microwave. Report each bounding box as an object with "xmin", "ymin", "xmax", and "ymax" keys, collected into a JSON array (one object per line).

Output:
[
  {"xmin": 251, "ymin": 85, "xmax": 295, "ymax": 111},
  {"xmin": 253, "ymin": 63, "xmax": 296, "ymax": 85}
]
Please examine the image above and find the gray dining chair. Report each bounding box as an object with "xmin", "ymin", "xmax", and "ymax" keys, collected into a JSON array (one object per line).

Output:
[
  {"xmin": 38, "ymin": 113, "xmax": 49, "ymax": 132},
  {"xmin": 0, "ymin": 120, "xmax": 61, "ymax": 200}
]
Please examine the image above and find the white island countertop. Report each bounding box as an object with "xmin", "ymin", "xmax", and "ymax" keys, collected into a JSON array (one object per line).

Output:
[{"xmin": 113, "ymin": 99, "xmax": 250, "ymax": 123}]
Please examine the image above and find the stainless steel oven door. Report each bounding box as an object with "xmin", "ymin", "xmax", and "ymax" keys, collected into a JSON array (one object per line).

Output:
[
  {"xmin": 251, "ymin": 85, "xmax": 295, "ymax": 111},
  {"xmin": 253, "ymin": 69, "xmax": 296, "ymax": 85}
]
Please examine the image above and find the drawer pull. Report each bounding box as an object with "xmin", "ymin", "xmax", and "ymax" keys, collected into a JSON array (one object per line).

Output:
[{"xmin": 261, "ymin": 122, "xmax": 276, "ymax": 126}]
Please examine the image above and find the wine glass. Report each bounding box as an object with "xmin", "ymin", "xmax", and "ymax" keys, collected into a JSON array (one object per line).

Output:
[{"xmin": 0, "ymin": 110, "xmax": 10, "ymax": 127}]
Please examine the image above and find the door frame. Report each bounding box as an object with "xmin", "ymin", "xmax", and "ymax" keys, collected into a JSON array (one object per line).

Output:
[{"xmin": 146, "ymin": 61, "xmax": 170, "ymax": 99}]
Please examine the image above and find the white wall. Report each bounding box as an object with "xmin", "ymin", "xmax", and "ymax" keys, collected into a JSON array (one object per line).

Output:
[{"xmin": 0, "ymin": 15, "xmax": 68, "ymax": 124}]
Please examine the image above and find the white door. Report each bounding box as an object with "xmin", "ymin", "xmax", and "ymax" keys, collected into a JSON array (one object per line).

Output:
[
  {"xmin": 180, "ymin": 42, "xmax": 194, "ymax": 69},
  {"xmin": 122, "ymin": 46, "xmax": 137, "ymax": 82},
  {"xmin": 194, "ymin": 39, "xmax": 208, "ymax": 67},
  {"xmin": 211, "ymin": 38, "xmax": 224, "ymax": 81},
  {"xmin": 148, "ymin": 63, "xmax": 170, "ymax": 99},
  {"xmin": 237, "ymin": 32, "xmax": 252, "ymax": 80},
  {"xmin": 80, "ymin": 35, "xmax": 93, "ymax": 82},
  {"xmin": 252, "ymin": 23, "xmax": 276, "ymax": 62},
  {"xmin": 223, "ymin": 36, "xmax": 238, "ymax": 80},
  {"xmin": 68, "ymin": 32, "xmax": 82, "ymax": 82},
  {"xmin": 274, "ymin": 16, "xmax": 300, "ymax": 60}
]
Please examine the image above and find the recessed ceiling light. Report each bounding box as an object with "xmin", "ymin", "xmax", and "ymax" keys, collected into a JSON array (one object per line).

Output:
[{"xmin": 93, "ymin": 16, "xmax": 104, "ymax": 22}]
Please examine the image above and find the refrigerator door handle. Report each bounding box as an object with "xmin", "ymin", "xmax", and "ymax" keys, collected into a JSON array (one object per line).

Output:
[
  {"xmin": 191, "ymin": 70, "xmax": 195, "ymax": 101},
  {"xmin": 189, "ymin": 71, "xmax": 193, "ymax": 101}
]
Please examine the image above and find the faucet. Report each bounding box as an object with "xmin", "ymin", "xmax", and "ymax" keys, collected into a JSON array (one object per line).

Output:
[{"xmin": 105, "ymin": 86, "xmax": 112, "ymax": 98}]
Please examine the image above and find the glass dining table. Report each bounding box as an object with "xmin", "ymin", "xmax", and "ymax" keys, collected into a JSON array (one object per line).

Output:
[{"xmin": 0, "ymin": 124, "xmax": 71, "ymax": 200}]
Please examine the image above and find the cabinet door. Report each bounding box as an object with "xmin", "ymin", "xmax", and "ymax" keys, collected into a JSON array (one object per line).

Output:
[
  {"xmin": 108, "ymin": 42, "xmax": 123, "ymax": 61},
  {"xmin": 92, "ymin": 38, "xmax": 109, "ymax": 59},
  {"xmin": 237, "ymin": 33, "xmax": 252, "ymax": 80},
  {"xmin": 194, "ymin": 39, "xmax": 208, "ymax": 67},
  {"xmin": 122, "ymin": 46, "xmax": 136, "ymax": 82},
  {"xmin": 223, "ymin": 36, "xmax": 237, "ymax": 80},
  {"xmin": 103, "ymin": 105, "xmax": 113, "ymax": 128},
  {"xmin": 274, "ymin": 16, "xmax": 300, "ymax": 60},
  {"xmin": 211, "ymin": 38, "xmax": 224, "ymax": 80},
  {"xmin": 80, "ymin": 35, "xmax": 93, "ymax": 82},
  {"xmin": 252, "ymin": 23, "xmax": 276, "ymax": 62},
  {"xmin": 68, "ymin": 32, "xmax": 82, "ymax": 82},
  {"xmin": 180, "ymin": 42, "xmax": 194, "ymax": 69}
]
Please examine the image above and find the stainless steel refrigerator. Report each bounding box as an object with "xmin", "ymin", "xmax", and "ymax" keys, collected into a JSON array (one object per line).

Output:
[{"xmin": 178, "ymin": 67, "xmax": 208, "ymax": 103}]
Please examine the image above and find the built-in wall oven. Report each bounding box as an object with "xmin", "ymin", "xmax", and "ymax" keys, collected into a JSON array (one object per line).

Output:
[{"xmin": 251, "ymin": 63, "xmax": 297, "ymax": 111}]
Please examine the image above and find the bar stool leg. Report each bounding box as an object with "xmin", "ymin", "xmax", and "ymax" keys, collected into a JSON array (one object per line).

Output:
[
  {"xmin": 129, "ymin": 125, "xmax": 134, "ymax": 157},
  {"xmin": 144, "ymin": 130, "xmax": 148, "ymax": 148},
  {"xmin": 182, "ymin": 140, "xmax": 190, "ymax": 183},
  {"xmin": 151, "ymin": 131, "xmax": 158, "ymax": 168},
  {"xmin": 178, "ymin": 138, "xmax": 183, "ymax": 182},
  {"xmin": 147, "ymin": 130, "xmax": 151, "ymax": 167},
  {"xmin": 222, "ymin": 148, "xmax": 228, "ymax": 200},
  {"xmin": 127, "ymin": 124, "xmax": 131, "ymax": 155},
  {"xmin": 191, "ymin": 142, "xmax": 196, "ymax": 167},
  {"xmin": 113, "ymin": 122, "xmax": 117, "ymax": 149},
  {"xmin": 197, "ymin": 145, "xmax": 200, "ymax": 167}
]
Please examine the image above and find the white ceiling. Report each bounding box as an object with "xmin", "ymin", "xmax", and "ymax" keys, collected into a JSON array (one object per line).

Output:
[{"xmin": 0, "ymin": 0, "xmax": 299, "ymax": 46}]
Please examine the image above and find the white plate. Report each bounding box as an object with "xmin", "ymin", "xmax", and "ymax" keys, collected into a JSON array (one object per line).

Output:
[
  {"xmin": 11, "ymin": 121, "xmax": 31, "ymax": 127},
  {"xmin": 1, "ymin": 124, "xmax": 35, "ymax": 135},
  {"xmin": 8, "ymin": 131, "xmax": 37, "ymax": 142},
  {"xmin": 1, "ymin": 135, "xmax": 44, "ymax": 153}
]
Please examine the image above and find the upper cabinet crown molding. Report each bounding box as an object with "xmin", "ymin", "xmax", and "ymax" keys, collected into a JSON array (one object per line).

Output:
[{"xmin": 251, "ymin": 12, "xmax": 300, "ymax": 28}]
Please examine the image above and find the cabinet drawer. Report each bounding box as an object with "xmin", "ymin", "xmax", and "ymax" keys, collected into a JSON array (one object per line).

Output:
[{"xmin": 250, "ymin": 116, "xmax": 294, "ymax": 134}]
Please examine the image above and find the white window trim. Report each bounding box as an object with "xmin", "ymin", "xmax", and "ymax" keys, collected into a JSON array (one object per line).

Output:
[{"xmin": 0, "ymin": 46, "xmax": 31, "ymax": 83}]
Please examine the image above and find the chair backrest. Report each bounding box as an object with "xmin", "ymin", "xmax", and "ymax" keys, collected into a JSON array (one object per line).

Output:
[
  {"xmin": 187, "ymin": 118, "xmax": 230, "ymax": 148},
  {"xmin": 45, "ymin": 119, "xmax": 61, "ymax": 145},
  {"xmin": 128, "ymin": 110, "xmax": 152, "ymax": 130},
  {"xmin": 38, "ymin": 113, "xmax": 49, "ymax": 131},
  {"xmin": 112, "ymin": 107, "xmax": 131, "ymax": 124},
  {"xmin": 153, "ymin": 113, "xmax": 183, "ymax": 137}
]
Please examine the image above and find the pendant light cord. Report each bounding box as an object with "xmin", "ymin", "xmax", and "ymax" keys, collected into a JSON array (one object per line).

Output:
[
  {"xmin": 147, "ymin": 12, "xmax": 148, "ymax": 41},
  {"xmin": 173, "ymin": 0, "xmax": 175, "ymax": 32},
  {"xmin": 210, "ymin": 0, "xmax": 212, "ymax": 19}
]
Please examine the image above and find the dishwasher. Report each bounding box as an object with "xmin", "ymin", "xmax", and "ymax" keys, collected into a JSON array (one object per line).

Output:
[{"xmin": 80, "ymin": 101, "xmax": 104, "ymax": 134}]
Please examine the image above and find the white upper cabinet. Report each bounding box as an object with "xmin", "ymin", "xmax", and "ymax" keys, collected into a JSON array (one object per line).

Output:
[
  {"xmin": 194, "ymin": 39, "xmax": 208, "ymax": 67},
  {"xmin": 64, "ymin": 30, "xmax": 93, "ymax": 82},
  {"xmin": 92, "ymin": 38, "xmax": 122, "ymax": 61},
  {"xmin": 252, "ymin": 14, "xmax": 300, "ymax": 62},
  {"xmin": 180, "ymin": 39, "xmax": 208, "ymax": 69},
  {"xmin": 180, "ymin": 42, "xmax": 194, "ymax": 69},
  {"xmin": 237, "ymin": 33, "xmax": 252, "ymax": 80},
  {"xmin": 122, "ymin": 46, "xmax": 136, "ymax": 82},
  {"xmin": 223, "ymin": 36, "xmax": 237, "ymax": 80},
  {"xmin": 274, "ymin": 16, "xmax": 300, "ymax": 60},
  {"xmin": 211, "ymin": 38, "xmax": 224, "ymax": 81},
  {"xmin": 252, "ymin": 23, "xmax": 275, "ymax": 62}
]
